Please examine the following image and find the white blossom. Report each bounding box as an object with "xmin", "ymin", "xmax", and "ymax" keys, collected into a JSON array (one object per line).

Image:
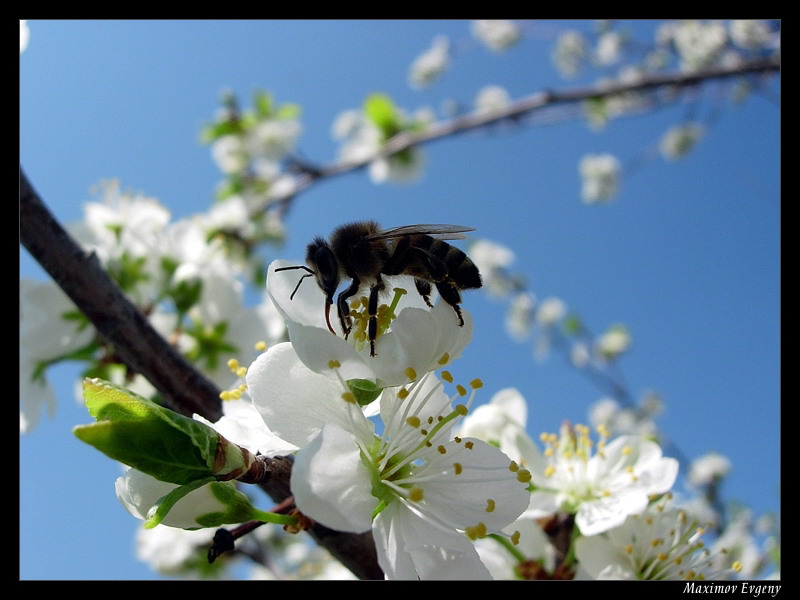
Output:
[
  {"xmin": 660, "ymin": 122, "xmax": 704, "ymax": 160},
  {"xmin": 594, "ymin": 31, "xmax": 624, "ymax": 66},
  {"xmin": 669, "ymin": 20, "xmax": 728, "ymax": 72},
  {"xmin": 688, "ymin": 452, "xmax": 732, "ymax": 487},
  {"xmin": 521, "ymin": 425, "xmax": 679, "ymax": 536},
  {"xmin": 553, "ymin": 30, "xmax": 587, "ymax": 78},
  {"xmin": 579, "ymin": 153, "xmax": 621, "ymax": 204},
  {"xmin": 575, "ymin": 495, "xmax": 740, "ymax": 579},
  {"xmin": 471, "ymin": 20, "xmax": 521, "ymax": 52},
  {"xmin": 408, "ymin": 35, "xmax": 450, "ymax": 89},
  {"xmin": 474, "ymin": 85, "xmax": 512, "ymax": 115},
  {"xmin": 20, "ymin": 19, "xmax": 29, "ymax": 53},
  {"xmin": 246, "ymin": 353, "xmax": 531, "ymax": 579},
  {"xmin": 729, "ymin": 20, "xmax": 774, "ymax": 50},
  {"xmin": 266, "ymin": 259, "xmax": 473, "ymax": 388}
]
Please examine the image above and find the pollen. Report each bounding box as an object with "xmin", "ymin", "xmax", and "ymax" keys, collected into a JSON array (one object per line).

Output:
[
  {"xmin": 456, "ymin": 384, "xmax": 467, "ymax": 396},
  {"xmin": 438, "ymin": 353, "xmax": 450, "ymax": 365},
  {"xmin": 406, "ymin": 416, "xmax": 421, "ymax": 428},
  {"xmin": 622, "ymin": 445, "xmax": 633, "ymax": 456},
  {"xmin": 469, "ymin": 378, "xmax": 483, "ymax": 389},
  {"xmin": 342, "ymin": 391, "xmax": 357, "ymax": 404},
  {"xmin": 398, "ymin": 387, "xmax": 410, "ymax": 399},
  {"xmin": 236, "ymin": 366, "xmax": 247, "ymax": 378},
  {"xmin": 453, "ymin": 462, "xmax": 463, "ymax": 475},
  {"xmin": 437, "ymin": 445, "xmax": 447, "ymax": 454},
  {"xmin": 404, "ymin": 367, "xmax": 417, "ymax": 381},
  {"xmin": 455, "ymin": 404, "xmax": 469, "ymax": 416},
  {"xmin": 464, "ymin": 440, "xmax": 474, "ymax": 449},
  {"xmin": 440, "ymin": 370, "xmax": 453, "ymax": 383},
  {"xmin": 485, "ymin": 499, "xmax": 496, "ymax": 513},
  {"xmin": 511, "ymin": 530, "xmax": 521, "ymax": 546},
  {"xmin": 516, "ymin": 469, "xmax": 532, "ymax": 483},
  {"xmin": 544, "ymin": 465, "xmax": 556, "ymax": 477},
  {"xmin": 254, "ymin": 340, "xmax": 267, "ymax": 352},
  {"xmin": 227, "ymin": 358, "xmax": 240, "ymax": 372},
  {"xmin": 465, "ymin": 522, "xmax": 488, "ymax": 540},
  {"xmin": 508, "ymin": 461, "xmax": 519, "ymax": 472},
  {"xmin": 328, "ymin": 359, "xmax": 341, "ymax": 369}
]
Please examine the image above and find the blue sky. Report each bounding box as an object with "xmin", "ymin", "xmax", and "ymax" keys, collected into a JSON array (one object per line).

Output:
[{"xmin": 20, "ymin": 20, "xmax": 780, "ymax": 580}]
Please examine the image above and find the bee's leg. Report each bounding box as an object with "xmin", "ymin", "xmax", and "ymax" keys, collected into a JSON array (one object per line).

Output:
[
  {"xmin": 336, "ymin": 277, "xmax": 360, "ymax": 338},
  {"xmin": 367, "ymin": 275, "xmax": 385, "ymax": 356},
  {"xmin": 411, "ymin": 248, "xmax": 465, "ymax": 327},
  {"xmin": 414, "ymin": 279, "xmax": 434, "ymax": 308}
]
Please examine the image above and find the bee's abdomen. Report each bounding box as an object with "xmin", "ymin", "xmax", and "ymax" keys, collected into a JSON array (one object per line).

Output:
[{"xmin": 414, "ymin": 236, "xmax": 482, "ymax": 290}]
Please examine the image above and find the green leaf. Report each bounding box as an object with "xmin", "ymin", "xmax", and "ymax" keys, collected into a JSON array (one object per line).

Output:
[
  {"xmin": 74, "ymin": 378, "xmax": 220, "ymax": 485},
  {"xmin": 364, "ymin": 93, "xmax": 400, "ymax": 139}
]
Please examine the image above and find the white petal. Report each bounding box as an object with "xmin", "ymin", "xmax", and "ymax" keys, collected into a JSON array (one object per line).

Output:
[
  {"xmin": 245, "ymin": 342, "xmax": 359, "ymax": 447},
  {"xmin": 575, "ymin": 488, "xmax": 648, "ymax": 536},
  {"xmin": 373, "ymin": 502, "xmax": 492, "ymax": 580},
  {"xmin": 291, "ymin": 423, "xmax": 375, "ymax": 533}
]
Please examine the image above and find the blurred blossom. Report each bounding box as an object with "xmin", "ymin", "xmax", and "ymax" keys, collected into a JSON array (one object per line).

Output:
[
  {"xmin": 594, "ymin": 31, "xmax": 624, "ymax": 66},
  {"xmin": 579, "ymin": 153, "xmax": 621, "ymax": 204},
  {"xmin": 20, "ymin": 279, "xmax": 96, "ymax": 433},
  {"xmin": 729, "ymin": 20, "xmax": 774, "ymax": 50},
  {"xmin": 471, "ymin": 20, "xmax": 521, "ymax": 52},
  {"xmin": 570, "ymin": 341, "xmax": 590, "ymax": 368},
  {"xmin": 596, "ymin": 324, "xmax": 631, "ymax": 360},
  {"xmin": 660, "ymin": 123, "xmax": 704, "ymax": 160},
  {"xmin": 469, "ymin": 238, "xmax": 515, "ymax": 297},
  {"xmin": 20, "ymin": 19, "xmax": 29, "ymax": 53},
  {"xmin": 535, "ymin": 297, "xmax": 566, "ymax": 326},
  {"xmin": 711, "ymin": 510, "xmax": 765, "ymax": 579},
  {"xmin": 505, "ymin": 291, "xmax": 535, "ymax": 341},
  {"xmin": 474, "ymin": 85, "xmax": 512, "ymax": 115},
  {"xmin": 135, "ymin": 524, "xmax": 218, "ymax": 577},
  {"xmin": 669, "ymin": 20, "xmax": 728, "ymax": 72},
  {"xmin": 688, "ymin": 452, "xmax": 732, "ymax": 487},
  {"xmin": 575, "ymin": 495, "xmax": 739, "ymax": 580},
  {"xmin": 212, "ymin": 134, "xmax": 248, "ymax": 175},
  {"xmin": 408, "ymin": 35, "xmax": 450, "ymax": 89},
  {"xmin": 553, "ymin": 30, "xmax": 587, "ymax": 78}
]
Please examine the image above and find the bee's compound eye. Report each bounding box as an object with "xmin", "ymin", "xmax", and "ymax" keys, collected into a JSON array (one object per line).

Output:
[{"xmin": 314, "ymin": 245, "xmax": 339, "ymax": 295}]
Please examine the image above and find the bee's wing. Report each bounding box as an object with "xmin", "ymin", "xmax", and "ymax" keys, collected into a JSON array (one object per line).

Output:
[{"xmin": 365, "ymin": 224, "xmax": 475, "ymax": 241}]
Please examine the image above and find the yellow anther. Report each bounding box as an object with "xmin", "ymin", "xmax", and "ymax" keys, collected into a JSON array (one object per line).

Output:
[
  {"xmin": 342, "ymin": 391, "xmax": 357, "ymax": 404},
  {"xmin": 440, "ymin": 370, "xmax": 453, "ymax": 383},
  {"xmin": 438, "ymin": 353, "xmax": 450, "ymax": 365},
  {"xmin": 511, "ymin": 530, "xmax": 521, "ymax": 546},
  {"xmin": 470, "ymin": 378, "xmax": 483, "ymax": 389},
  {"xmin": 622, "ymin": 445, "xmax": 632, "ymax": 455},
  {"xmin": 464, "ymin": 440, "xmax": 474, "ymax": 450},
  {"xmin": 328, "ymin": 359, "xmax": 341, "ymax": 369},
  {"xmin": 437, "ymin": 445, "xmax": 447, "ymax": 454},
  {"xmin": 406, "ymin": 416, "xmax": 421, "ymax": 428},
  {"xmin": 516, "ymin": 469, "xmax": 532, "ymax": 483},
  {"xmin": 544, "ymin": 447, "xmax": 554, "ymax": 457},
  {"xmin": 408, "ymin": 487, "xmax": 424, "ymax": 502},
  {"xmin": 238, "ymin": 383, "xmax": 247, "ymax": 392},
  {"xmin": 236, "ymin": 366, "xmax": 247, "ymax": 378},
  {"xmin": 544, "ymin": 465, "xmax": 556, "ymax": 477},
  {"xmin": 227, "ymin": 358, "xmax": 240, "ymax": 371},
  {"xmin": 254, "ymin": 341, "xmax": 267, "ymax": 352},
  {"xmin": 455, "ymin": 404, "xmax": 469, "ymax": 416},
  {"xmin": 732, "ymin": 561, "xmax": 742, "ymax": 573},
  {"xmin": 485, "ymin": 499, "xmax": 496, "ymax": 513},
  {"xmin": 404, "ymin": 367, "xmax": 417, "ymax": 381},
  {"xmin": 219, "ymin": 390, "xmax": 231, "ymax": 400},
  {"xmin": 657, "ymin": 552, "xmax": 668, "ymax": 561},
  {"xmin": 624, "ymin": 544, "xmax": 634, "ymax": 555},
  {"xmin": 456, "ymin": 384, "xmax": 467, "ymax": 396},
  {"xmin": 453, "ymin": 463, "xmax": 463, "ymax": 475},
  {"xmin": 398, "ymin": 387, "xmax": 410, "ymax": 399},
  {"xmin": 508, "ymin": 461, "xmax": 519, "ymax": 472}
]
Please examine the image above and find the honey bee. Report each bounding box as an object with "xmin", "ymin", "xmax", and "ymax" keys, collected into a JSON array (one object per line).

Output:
[{"xmin": 275, "ymin": 221, "xmax": 482, "ymax": 356}]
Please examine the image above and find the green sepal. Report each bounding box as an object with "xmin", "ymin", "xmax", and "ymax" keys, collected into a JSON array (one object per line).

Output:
[
  {"xmin": 144, "ymin": 477, "xmax": 216, "ymax": 528},
  {"xmin": 74, "ymin": 378, "xmax": 220, "ymax": 485},
  {"xmin": 347, "ymin": 379, "xmax": 383, "ymax": 407}
]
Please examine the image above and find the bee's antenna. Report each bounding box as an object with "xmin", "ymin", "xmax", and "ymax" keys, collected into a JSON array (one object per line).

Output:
[{"xmin": 274, "ymin": 265, "xmax": 315, "ymax": 300}]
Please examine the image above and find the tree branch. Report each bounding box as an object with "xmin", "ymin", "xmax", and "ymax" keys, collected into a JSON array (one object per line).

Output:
[
  {"xmin": 19, "ymin": 168, "xmax": 384, "ymax": 579},
  {"xmin": 273, "ymin": 55, "xmax": 780, "ymax": 211},
  {"xmin": 20, "ymin": 168, "xmax": 223, "ymax": 421}
]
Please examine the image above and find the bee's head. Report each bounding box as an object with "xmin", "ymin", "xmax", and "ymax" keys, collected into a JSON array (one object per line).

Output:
[{"xmin": 274, "ymin": 238, "xmax": 340, "ymax": 335}]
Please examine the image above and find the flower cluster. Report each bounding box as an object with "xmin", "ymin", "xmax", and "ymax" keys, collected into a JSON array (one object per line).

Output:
[{"xmin": 238, "ymin": 260, "xmax": 532, "ymax": 578}]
